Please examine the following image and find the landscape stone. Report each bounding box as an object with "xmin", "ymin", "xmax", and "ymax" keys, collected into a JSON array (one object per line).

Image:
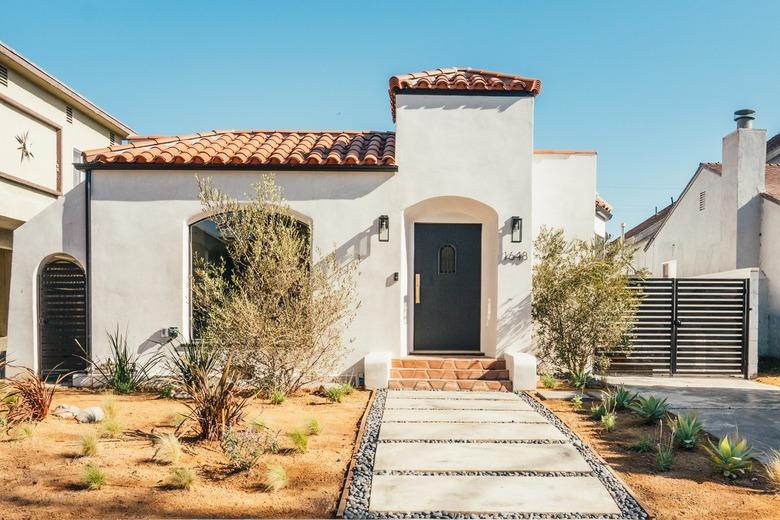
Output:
[{"xmin": 75, "ymin": 406, "xmax": 105, "ymax": 423}]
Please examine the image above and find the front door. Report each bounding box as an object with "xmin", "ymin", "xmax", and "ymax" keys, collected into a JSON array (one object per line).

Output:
[{"xmin": 413, "ymin": 223, "xmax": 481, "ymax": 351}]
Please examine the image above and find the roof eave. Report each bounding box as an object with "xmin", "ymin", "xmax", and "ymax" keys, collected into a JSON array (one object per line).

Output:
[
  {"xmin": 0, "ymin": 41, "xmax": 134, "ymax": 136},
  {"xmin": 77, "ymin": 162, "xmax": 399, "ymax": 173}
]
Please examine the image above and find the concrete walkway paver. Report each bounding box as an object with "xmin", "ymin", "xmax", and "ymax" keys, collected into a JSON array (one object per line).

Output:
[{"xmin": 368, "ymin": 390, "xmax": 622, "ymax": 515}]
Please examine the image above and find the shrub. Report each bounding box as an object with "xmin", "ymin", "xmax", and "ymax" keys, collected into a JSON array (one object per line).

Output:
[
  {"xmin": 323, "ymin": 386, "xmax": 346, "ymax": 403},
  {"xmin": 263, "ymin": 429, "xmax": 281, "ymax": 454},
  {"xmin": 221, "ymin": 428, "xmax": 263, "ymax": 471},
  {"xmin": 160, "ymin": 385, "xmax": 174, "ymax": 399},
  {"xmin": 306, "ymin": 418, "xmax": 322, "ymax": 436},
  {"xmin": 101, "ymin": 418, "xmax": 123, "ymax": 438},
  {"xmin": 590, "ymin": 401, "xmax": 607, "ymax": 420},
  {"xmin": 668, "ymin": 413, "xmax": 703, "ymax": 449},
  {"xmin": 532, "ymin": 228, "xmax": 643, "ymax": 375},
  {"xmin": 167, "ymin": 341, "xmax": 217, "ymax": 389},
  {"xmin": 81, "ymin": 432, "xmax": 99, "ymax": 457},
  {"xmin": 80, "ymin": 326, "xmax": 163, "ymax": 394},
  {"xmin": 655, "ymin": 443, "xmax": 674, "ymax": 472},
  {"xmin": 540, "ymin": 373, "xmax": 557, "ymax": 389},
  {"xmin": 168, "ymin": 467, "xmax": 196, "ymax": 490},
  {"xmin": 627, "ymin": 435, "xmax": 654, "ymax": 453},
  {"xmin": 177, "ymin": 349, "xmax": 249, "ymax": 441},
  {"xmin": 153, "ymin": 433, "xmax": 183, "ymax": 465},
  {"xmin": 102, "ymin": 397, "xmax": 118, "ymax": 421},
  {"xmin": 340, "ymin": 382, "xmax": 355, "ymax": 395},
  {"xmin": 8, "ymin": 422, "xmax": 33, "ymax": 441},
  {"xmin": 704, "ymin": 434, "xmax": 755, "ymax": 479},
  {"xmin": 631, "ymin": 395, "xmax": 669, "ymax": 423},
  {"xmin": 571, "ymin": 394, "xmax": 584, "ymax": 412},
  {"xmin": 263, "ymin": 464, "xmax": 288, "ymax": 492},
  {"xmin": 269, "ymin": 390, "xmax": 286, "ymax": 405},
  {"xmin": 289, "ymin": 429, "xmax": 309, "ymax": 453},
  {"xmin": 83, "ymin": 463, "xmax": 106, "ymax": 490},
  {"xmin": 612, "ymin": 385, "xmax": 637, "ymax": 411},
  {"xmin": 569, "ymin": 370, "xmax": 590, "ymax": 390},
  {"xmin": 2, "ymin": 365, "xmax": 66, "ymax": 425},
  {"xmin": 192, "ymin": 176, "xmax": 359, "ymax": 394},
  {"xmin": 601, "ymin": 412, "xmax": 617, "ymax": 432},
  {"xmin": 764, "ymin": 450, "xmax": 780, "ymax": 491}
]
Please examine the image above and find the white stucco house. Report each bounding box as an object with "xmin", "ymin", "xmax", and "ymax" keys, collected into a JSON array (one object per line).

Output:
[
  {"xmin": 0, "ymin": 41, "xmax": 132, "ymax": 364},
  {"xmin": 629, "ymin": 110, "xmax": 780, "ymax": 360},
  {"xmin": 6, "ymin": 67, "xmax": 607, "ymax": 389}
]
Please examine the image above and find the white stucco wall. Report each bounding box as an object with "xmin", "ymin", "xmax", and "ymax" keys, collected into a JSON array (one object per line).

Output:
[
  {"xmin": 644, "ymin": 166, "xmax": 723, "ymax": 276},
  {"xmin": 532, "ymin": 153, "xmax": 597, "ymax": 242},
  {"xmin": 760, "ymin": 198, "xmax": 780, "ymax": 357}
]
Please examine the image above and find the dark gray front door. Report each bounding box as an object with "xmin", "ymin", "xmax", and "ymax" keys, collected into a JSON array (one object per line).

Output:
[{"xmin": 413, "ymin": 223, "xmax": 481, "ymax": 351}]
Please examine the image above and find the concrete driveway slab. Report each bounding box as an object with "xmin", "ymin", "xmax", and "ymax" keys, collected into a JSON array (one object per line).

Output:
[
  {"xmin": 381, "ymin": 408, "xmax": 548, "ymax": 423},
  {"xmin": 374, "ymin": 442, "xmax": 591, "ymax": 472},
  {"xmin": 369, "ymin": 475, "xmax": 622, "ymax": 514},
  {"xmin": 378, "ymin": 421, "xmax": 566, "ymax": 441},
  {"xmin": 609, "ymin": 375, "xmax": 780, "ymax": 460}
]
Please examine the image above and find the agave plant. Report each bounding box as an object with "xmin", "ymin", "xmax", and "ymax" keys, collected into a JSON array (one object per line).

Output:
[
  {"xmin": 631, "ymin": 395, "xmax": 669, "ymax": 424},
  {"xmin": 668, "ymin": 412, "xmax": 703, "ymax": 449},
  {"xmin": 704, "ymin": 434, "xmax": 755, "ymax": 479},
  {"xmin": 611, "ymin": 385, "xmax": 637, "ymax": 411},
  {"xmin": 569, "ymin": 370, "xmax": 590, "ymax": 390}
]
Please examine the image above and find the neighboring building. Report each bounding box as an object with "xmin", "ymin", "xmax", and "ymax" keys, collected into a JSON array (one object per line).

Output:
[
  {"xmin": 0, "ymin": 42, "xmax": 133, "ymax": 358},
  {"xmin": 6, "ymin": 67, "xmax": 603, "ymax": 386},
  {"xmin": 594, "ymin": 195, "xmax": 613, "ymax": 238},
  {"xmin": 628, "ymin": 110, "xmax": 780, "ymax": 359}
]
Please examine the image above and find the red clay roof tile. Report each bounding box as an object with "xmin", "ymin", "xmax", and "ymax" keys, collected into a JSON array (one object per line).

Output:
[
  {"xmin": 83, "ymin": 130, "xmax": 396, "ymax": 168},
  {"xmin": 388, "ymin": 67, "xmax": 542, "ymax": 121}
]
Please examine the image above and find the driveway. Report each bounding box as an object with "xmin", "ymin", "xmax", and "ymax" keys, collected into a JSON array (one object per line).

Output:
[{"xmin": 608, "ymin": 375, "xmax": 780, "ymax": 461}]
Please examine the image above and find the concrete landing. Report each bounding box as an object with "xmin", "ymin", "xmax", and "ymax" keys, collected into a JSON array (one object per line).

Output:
[
  {"xmin": 387, "ymin": 390, "xmax": 518, "ymax": 400},
  {"xmin": 369, "ymin": 475, "xmax": 622, "ymax": 514},
  {"xmin": 378, "ymin": 421, "xmax": 566, "ymax": 441},
  {"xmin": 384, "ymin": 397, "xmax": 532, "ymax": 411},
  {"xmin": 374, "ymin": 442, "xmax": 590, "ymax": 472}
]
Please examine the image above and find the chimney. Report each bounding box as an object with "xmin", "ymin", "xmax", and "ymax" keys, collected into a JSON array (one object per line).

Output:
[{"xmin": 719, "ymin": 109, "xmax": 766, "ymax": 271}]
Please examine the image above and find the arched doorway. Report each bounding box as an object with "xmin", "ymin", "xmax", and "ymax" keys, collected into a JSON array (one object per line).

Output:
[{"xmin": 38, "ymin": 257, "xmax": 87, "ymax": 377}]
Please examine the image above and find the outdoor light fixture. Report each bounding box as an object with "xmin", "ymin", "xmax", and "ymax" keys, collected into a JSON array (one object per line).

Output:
[
  {"xmin": 378, "ymin": 215, "xmax": 390, "ymax": 242},
  {"xmin": 511, "ymin": 216, "xmax": 522, "ymax": 243}
]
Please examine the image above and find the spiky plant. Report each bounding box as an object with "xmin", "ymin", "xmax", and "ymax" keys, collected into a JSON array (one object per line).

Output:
[
  {"xmin": 101, "ymin": 417, "xmax": 123, "ymax": 438},
  {"xmin": 81, "ymin": 431, "xmax": 99, "ymax": 457},
  {"xmin": 83, "ymin": 463, "xmax": 106, "ymax": 490},
  {"xmin": 655, "ymin": 421, "xmax": 674, "ymax": 472},
  {"xmin": 306, "ymin": 418, "xmax": 322, "ymax": 436},
  {"xmin": 627, "ymin": 435, "xmax": 654, "ymax": 453},
  {"xmin": 263, "ymin": 464, "xmax": 288, "ymax": 492},
  {"xmin": 540, "ymin": 373, "xmax": 557, "ymax": 389},
  {"xmin": 8, "ymin": 422, "xmax": 34, "ymax": 441},
  {"xmin": 764, "ymin": 449, "xmax": 780, "ymax": 491},
  {"xmin": 601, "ymin": 412, "xmax": 617, "ymax": 432},
  {"xmin": 323, "ymin": 386, "xmax": 346, "ymax": 403},
  {"xmin": 704, "ymin": 434, "xmax": 755, "ymax": 479},
  {"xmin": 569, "ymin": 370, "xmax": 590, "ymax": 389},
  {"xmin": 153, "ymin": 433, "xmax": 183, "ymax": 465},
  {"xmin": 269, "ymin": 390, "xmax": 286, "ymax": 405},
  {"xmin": 168, "ymin": 467, "xmax": 196, "ymax": 490},
  {"xmin": 668, "ymin": 413, "xmax": 703, "ymax": 449},
  {"xmin": 289, "ymin": 429, "xmax": 309, "ymax": 453},
  {"xmin": 631, "ymin": 395, "xmax": 669, "ymax": 424},
  {"xmin": 611, "ymin": 385, "xmax": 637, "ymax": 411},
  {"xmin": 571, "ymin": 394, "xmax": 584, "ymax": 412},
  {"xmin": 3, "ymin": 365, "xmax": 67, "ymax": 425}
]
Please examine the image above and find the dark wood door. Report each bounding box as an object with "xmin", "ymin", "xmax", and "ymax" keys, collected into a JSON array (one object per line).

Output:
[
  {"xmin": 39, "ymin": 259, "xmax": 88, "ymax": 377},
  {"xmin": 413, "ymin": 223, "xmax": 481, "ymax": 351}
]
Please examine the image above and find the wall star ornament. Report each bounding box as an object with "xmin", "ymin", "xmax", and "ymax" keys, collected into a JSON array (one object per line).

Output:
[{"xmin": 15, "ymin": 131, "xmax": 34, "ymax": 163}]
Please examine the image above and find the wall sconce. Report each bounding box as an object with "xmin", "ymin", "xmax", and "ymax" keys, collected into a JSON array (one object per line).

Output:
[
  {"xmin": 511, "ymin": 216, "xmax": 522, "ymax": 243},
  {"xmin": 378, "ymin": 215, "xmax": 390, "ymax": 242}
]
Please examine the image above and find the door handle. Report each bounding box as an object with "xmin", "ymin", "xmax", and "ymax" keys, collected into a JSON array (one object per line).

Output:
[{"xmin": 415, "ymin": 273, "xmax": 421, "ymax": 304}]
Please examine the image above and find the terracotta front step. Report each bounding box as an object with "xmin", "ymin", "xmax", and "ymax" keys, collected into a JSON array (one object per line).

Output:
[
  {"xmin": 392, "ymin": 357, "xmax": 506, "ymax": 370},
  {"xmin": 388, "ymin": 378, "xmax": 513, "ymax": 392},
  {"xmin": 390, "ymin": 368, "xmax": 510, "ymax": 381}
]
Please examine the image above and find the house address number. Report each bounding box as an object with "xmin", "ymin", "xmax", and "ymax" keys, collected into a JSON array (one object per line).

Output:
[{"xmin": 503, "ymin": 251, "xmax": 528, "ymax": 262}]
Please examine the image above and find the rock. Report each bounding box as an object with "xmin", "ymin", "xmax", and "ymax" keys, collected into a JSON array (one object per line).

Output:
[
  {"xmin": 75, "ymin": 406, "xmax": 105, "ymax": 423},
  {"xmin": 52, "ymin": 404, "xmax": 81, "ymax": 419}
]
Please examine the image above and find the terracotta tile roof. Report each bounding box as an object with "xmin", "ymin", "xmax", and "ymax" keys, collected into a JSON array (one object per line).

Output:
[
  {"xmin": 388, "ymin": 67, "xmax": 542, "ymax": 121},
  {"xmin": 595, "ymin": 195, "xmax": 613, "ymax": 216},
  {"xmin": 700, "ymin": 162, "xmax": 780, "ymax": 201},
  {"xmin": 625, "ymin": 202, "xmax": 674, "ymax": 240},
  {"xmin": 83, "ymin": 130, "xmax": 396, "ymax": 168}
]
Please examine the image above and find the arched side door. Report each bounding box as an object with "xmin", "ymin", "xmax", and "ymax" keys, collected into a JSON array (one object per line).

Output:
[{"xmin": 38, "ymin": 258, "xmax": 88, "ymax": 377}]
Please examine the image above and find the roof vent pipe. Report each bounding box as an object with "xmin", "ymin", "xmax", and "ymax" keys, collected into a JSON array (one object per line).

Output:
[{"xmin": 734, "ymin": 109, "xmax": 756, "ymax": 129}]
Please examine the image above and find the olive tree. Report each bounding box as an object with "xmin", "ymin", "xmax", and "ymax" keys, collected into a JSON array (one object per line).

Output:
[
  {"xmin": 192, "ymin": 176, "xmax": 358, "ymax": 394},
  {"xmin": 531, "ymin": 227, "xmax": 643, "ymax": 377}
]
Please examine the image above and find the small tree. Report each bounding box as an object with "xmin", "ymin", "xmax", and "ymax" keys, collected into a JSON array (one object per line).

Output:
[
  {"xmin": 192, "ymin": 176, "xmax": 358, "ymax": 394},
  {"xmin": 531, "ymin": 228, "xmax": 643, "ymax": 376}
]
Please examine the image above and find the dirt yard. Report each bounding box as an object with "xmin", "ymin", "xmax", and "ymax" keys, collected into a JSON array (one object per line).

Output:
[
  {"xmin": 0, "ymin": 387, "xmax": 369, "ymax": 519},
  {"xmin": 539, "ymin": 395, "xmax": 780, "ymax": 520}
]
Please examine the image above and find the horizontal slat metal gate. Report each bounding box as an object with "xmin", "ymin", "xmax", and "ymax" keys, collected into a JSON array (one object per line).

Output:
[
  {"xmin": 608, "ymin": 278, "xmax": 749, "ymax": 377},
  {"xmin": 38, "ymin": 259, "xmax": 88, "ymax": 377}
]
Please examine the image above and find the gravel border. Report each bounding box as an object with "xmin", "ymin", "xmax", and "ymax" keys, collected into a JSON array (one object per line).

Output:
[{"xmin": 343, "ymin": 389, "xmax": 649, "ymax": 520}]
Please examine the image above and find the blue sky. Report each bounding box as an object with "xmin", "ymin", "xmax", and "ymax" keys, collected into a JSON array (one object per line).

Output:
[{"xmin": 4, "ymin": 1, "xmax": 779, "ymax": 234}]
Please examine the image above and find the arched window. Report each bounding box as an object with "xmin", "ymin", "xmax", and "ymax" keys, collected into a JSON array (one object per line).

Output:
[{"xmin": 439, "ymin": 244, "xmax": 456, "ymax": 274}]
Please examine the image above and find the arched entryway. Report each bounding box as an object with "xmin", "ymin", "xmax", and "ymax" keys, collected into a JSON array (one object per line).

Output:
[{"xmin": 38, "ymin": 256, "xmax": 87, "ymax": 377}]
